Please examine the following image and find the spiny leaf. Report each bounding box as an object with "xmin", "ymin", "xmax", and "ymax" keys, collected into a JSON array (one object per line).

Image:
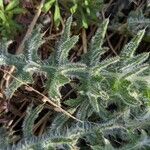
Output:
[
  {"xmin": 0, "ymin": 48, "xmax": 32, "ymax": 98},
  {"xmin": 64, "ymin": 98, "xmax": 83, "ymax": 107},
  {"xmin": 121, "ymin": 52, "xmax": 149, "ymax": 72},
  {"xmin": 25, "ymin": 26, "xmax": 44, "ymax": 63},
  {"xmin": 23, "ymin": 104, "xmax": 44, "ymax": 137},
  {"xmin": 58, "ymin": 36, "xmax": 79, "ymax": 65},
  {"xmin": 55, "ymin": 16, "xmax": 73, "ymax": 64},
  {"xmin": 116, "ymin": 93, "xmax": 141, "ymax": 107},
  {"xmin": 59, "ymin": 16, "xmax": 73, "ymax": 43},
  {"xmin": 120, "ymin": 29, "xmax": 145, "ymax": 58},
  {"xmin": 0, "ymin": 40, "xmax": 12, "ymax": 65},
  {"xmin": 60, "ymin": 63, "xmax": 87, "ymax": 78},
  {"xmin": 89, "ymin": 18, "xmax": 109, "ymax": 66},
  {"xmin": 0, "ymin": 16, "xmax": 150, "ymax": 150},
  {"xmin": 92, "ymin": 56, "xmax": 120, "ymax": 75},
  {"xmin": 46, "ymin": 73, "xmax": 70, "ymax": 105},
  {"xmin": 123, "ymin": 64, "xmax": 149, "ymax": 79},
  {"xmin": 4, "ymin": 62, "xmax": 33, "ymax": 99},
  {"xmin": 50, "ymin": 108, "xmax": 76, "ymax": 131},
  {"xmin": 88, "ymin": 93, "xmax": 100, "ymax": 113}
]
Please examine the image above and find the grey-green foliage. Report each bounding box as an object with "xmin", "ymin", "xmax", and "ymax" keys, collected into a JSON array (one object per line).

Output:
[
  {"xmin": 127, "ymin": 10, "xmax": 150, "ymax": 42},
  {"xmin": 22, "ymin": 104, "xmax": 44, "ymax": 138},
  {"xmin": 79, "ymin": 19, "xmax": 119, "ymax": 113},
  {"xmin": 0, "ymin": 16, "xmax": 86, "ymax": 105},
  {"xmin": 24, "ymin": 16, "xmax": 86, "ymax": 106},
  {"xmin": 65, "ymin": 18, "xmax": 150, "ymax": 121},
  {"xmin": 0, "ymin": 39, "xmax": 32, "ymax": 98},
  {"xmin": 0, "ymin": 16, "xmax": 150, "ymax": 150},
  {"xmin": 0, "ymin": 127, "xmax": 10, "ymax": 150}
]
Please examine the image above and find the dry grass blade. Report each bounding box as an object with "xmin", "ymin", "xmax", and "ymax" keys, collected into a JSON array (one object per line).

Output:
[{"xmin": 16, "ymin": 0, "xmax": 46, "ymax": 54}]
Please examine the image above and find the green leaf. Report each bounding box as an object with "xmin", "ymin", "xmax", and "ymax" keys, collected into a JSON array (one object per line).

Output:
[
  {"xmin": 54, "ymin": 0, "xmax": 61, "ymax": 27},
  {"xmin": 42, "ymin": 0, "xmax": 55, "ymax": 12},
  {"xmin": 0, "ymin": 10, "xmax": 6, "ymax": 22},
  {"xmin": 81, "ymin": 9, "xmax": 88, "ymax": 29},
  {"xmin": 70, "ymin": 3, "xmax": 78, "ymax": 14},
  {"xmin": 85, "ymin": 0, "xmax": 90, "ymax": 14},
  {"xmin": 9, "ymin": 8, "xmax": 25, "ymax": 14},
  {"xmin": 0, "ymin": 0, "xmax": 4, "ymax": 10},
  {"xmin": 5, "ymin": 0, "xmax": 20, "ymax": 11}
]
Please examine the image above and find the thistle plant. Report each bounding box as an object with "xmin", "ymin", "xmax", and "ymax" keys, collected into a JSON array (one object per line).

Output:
[
  {"xmin": 0, "ymin": 16, "xmax": 86, "ymax": 106},
  {"xmin": 0, "ymin": 16, "xmax": 150, "ymax": 150}
]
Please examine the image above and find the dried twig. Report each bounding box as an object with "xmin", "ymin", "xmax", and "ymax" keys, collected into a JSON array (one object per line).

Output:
[
  {"xmin": 44, "ymin": 18, "xmax": 65, "ymax": 40},
  {"xmin": 0, "ymin": 68, "xmax": 83, "ymax": 123},
  {"xmin": 33, "ymin": 111, "xmax": 51, "ymax": 133}
]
